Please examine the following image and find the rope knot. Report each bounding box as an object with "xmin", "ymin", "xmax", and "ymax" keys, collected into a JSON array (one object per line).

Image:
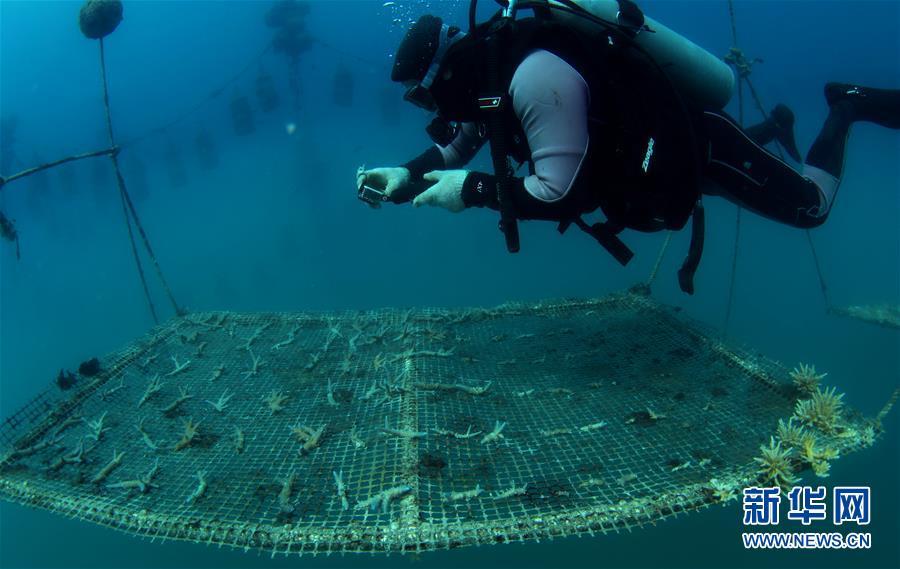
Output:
[{"xmin": 724, "ymin": 47, "xmax": 762, "ymax": 79}]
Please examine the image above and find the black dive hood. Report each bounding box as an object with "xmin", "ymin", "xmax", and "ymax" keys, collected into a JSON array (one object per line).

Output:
[{"xmin": 402, "ymin": 22, "xmax": 467, "ymax": 112}]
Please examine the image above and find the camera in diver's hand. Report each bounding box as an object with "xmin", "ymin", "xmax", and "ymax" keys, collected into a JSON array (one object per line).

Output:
[
  {"xmin": 358, "ymin": 183, "xmax": 389, "ymax": 207},
  {"xmin": 356, "ymin": 166, "xmax": 389, "ymax": 208}
]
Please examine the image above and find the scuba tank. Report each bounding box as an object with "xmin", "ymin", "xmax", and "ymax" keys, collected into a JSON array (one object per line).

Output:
[
  {"xmin": 549, "ymin": 0, "xmax": 734, "ymax": 110},
  {"xmin": 485, "ymin": 0, "xmax": 734, "ymax": 110}
]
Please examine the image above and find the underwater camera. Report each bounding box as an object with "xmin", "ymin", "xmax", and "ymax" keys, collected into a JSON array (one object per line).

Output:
[{"xmin": 356, "ymin": 166, "xmax": 389, "ymax": 207}]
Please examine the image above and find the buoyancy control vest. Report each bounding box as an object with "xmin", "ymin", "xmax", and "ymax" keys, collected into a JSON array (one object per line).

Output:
[
  {"xmin": 432, "ymin": 14, "xmax": 703, "ymax": 232},
  {"xmin": 430, "ymin": 7, "xmax": 710, "ymax": 291}
]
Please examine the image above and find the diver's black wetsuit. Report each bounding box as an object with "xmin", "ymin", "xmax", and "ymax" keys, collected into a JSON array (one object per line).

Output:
[
  {"xmin": 700, "ymin": 111, "xmax": 828, "ymax": 229},
  {"xmin": 689, "ymin": 83, "xmax": 899, "ymax": 229},
  {"xmin": 398, "ymin": 45, "xmax": 897, "ymax": 234}
]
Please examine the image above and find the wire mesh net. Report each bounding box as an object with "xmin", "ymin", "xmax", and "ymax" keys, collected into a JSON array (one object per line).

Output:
[{"xmin": 0, "ymin": 292, "xmax": 881, "ymax": 556}]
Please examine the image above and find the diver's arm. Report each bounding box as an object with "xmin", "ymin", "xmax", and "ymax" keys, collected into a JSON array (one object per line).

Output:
[
  {"xmin": 404, "ymin": 123, "xmax": 484, "ymax": 176},
  {"xmin": 462, "ymin": 50, "xmax": 590, "ymax": 219},
  {"xmin": 402, "ymin": 147, "xmax": 444, "ymax": 182},
  {"xmin": 438, "ymin": 122, "xmax": 485, "ymax": 168},
  {"xmin": 395, "ymin": 123, "xmax": 485, "ymax": 203}
]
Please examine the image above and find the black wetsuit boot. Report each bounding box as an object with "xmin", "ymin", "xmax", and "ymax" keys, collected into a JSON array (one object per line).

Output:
[
  {"xmin": 807, "ymin": 83, "xmax": 900, "ymax": 177},
  {"xmin": 744, "ymin": 104, "xmax": 802, "ymax": 162}
]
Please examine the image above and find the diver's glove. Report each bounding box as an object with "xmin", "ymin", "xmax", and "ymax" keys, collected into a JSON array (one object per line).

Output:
[
  {"xmin": 413, "ymin": 170, "xmax": 468, "ymax": 213},
  {"xmin": 357, "ymin": 167, "xmax": 411, "ymax": 198}
]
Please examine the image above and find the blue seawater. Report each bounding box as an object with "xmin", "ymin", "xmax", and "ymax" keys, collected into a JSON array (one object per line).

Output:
[{"xmin": 1, "ymin": 2, "xmax": 897, "ymax": 568}]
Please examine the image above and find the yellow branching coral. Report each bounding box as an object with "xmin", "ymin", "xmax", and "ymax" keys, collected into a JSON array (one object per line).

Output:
[
  {"xmin": 789, "ymin": 363, "xmax": 827, "ymax": 394},
  {"xmin": 290, "ymin": 422, "xmax": 326, "ymax": 454},
  {"xmin": 264, "ymin": 390, "xmax": 289, "ymax": 414},
  {"xmin": 174, "ymin": 417, "xmax": 200, "ymax": 451},
  {"xmin": 754, "ymin": 437, "xmax": 798, "ymax": 490},
  {"xmin": 810, "ymin": 459, "xmax": 831, "ymax": 478},
  {"xmin": 799, "ymin": 433, "xmax": 839, "ymax": 478},
  {"xmin": 776, "ymin": 418, "xmax": 806, "ymax": 448},
  {"xmin": 707, "ymin": 478, "xmax": 738, "ymax": 504},
  {"xmin": 860, "ymin": 425, "xmax": 876, "ymax": 448},
  {"xmin": 794, "ymin": 386, "xmax": 844, "ymax": 433}
]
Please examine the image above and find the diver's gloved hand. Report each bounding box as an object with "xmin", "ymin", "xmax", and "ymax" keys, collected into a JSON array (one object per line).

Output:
[
  {"xmin": 413, "ymin": 170, "xmax": 468, "ymax": 213},
  {"xmin": 357, "ymin": 167, "xmax": 411, "ymax": 198}
]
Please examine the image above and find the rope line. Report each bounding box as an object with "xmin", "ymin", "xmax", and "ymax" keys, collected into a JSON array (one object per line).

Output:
[
  {"xmin": 100, "ymin": 38, "xmax": 183, "ymax": 322},
  {"xmin": 121, "ymin": 42, "xmax": 273, "ymax": 148},
  {"xmin": 727, "ymin": 0, "xmax": 739, "ymax": 46},
  {"xmin": 646, "ymin": 231, "xmax": 672, "ymax": 289},
  {"xmin": 116, "ymin": 164, "xmax": 158, "ymax": 324},
  {"xmin": 0, "ymin": 147, "xmax": 117, "ymax": 190},
  {"xmin": 98, "ymin": 38, "xmax": 159, "ymax": 324},
  {"xmin": 721, "ymin": 1, "xmax": 792, "ymax": 337},
  {"xmin": 4, "ymin": 33, "xmax": 385, "ymax": 183},
  {"xmin": 725, "ymin": 0, "xmax": 833, "ymax": 328},
  {"xmin": 721, "ymin": 0, "xmax": 744, "ymax": 338},
  {"xmin": 805, "ymin": 229, "xmax": 831, "ymax": 308},
  {"xmin": 121, "ymin": 38, "xmax": 385, "ymax": 149},
  {"xmin": 722, "ymin": 206, "xmax": 742, "ymax": 336}
]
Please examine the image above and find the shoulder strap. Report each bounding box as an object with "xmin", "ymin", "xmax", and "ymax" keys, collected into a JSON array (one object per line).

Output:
[{"xmin": 482, "ymin": 18, "xmax": 520, "ymax": 253}]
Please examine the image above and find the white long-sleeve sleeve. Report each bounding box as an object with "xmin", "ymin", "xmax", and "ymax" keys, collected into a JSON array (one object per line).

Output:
[
  {"xmin": 437, "ymin": 122, "xmax": 486, "ymax": 169},
  {"xmin": 435, "ymin": 49, "xmax": 590, "ymax": 203},
  {"xmin": 510, "ymin": 49, "xmax": 591, "ymax": 202}
]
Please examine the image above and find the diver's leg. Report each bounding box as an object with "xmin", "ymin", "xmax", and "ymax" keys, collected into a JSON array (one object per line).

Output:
[
  {"xmin": 744, "ymin": 104, "xmax": 802, "ymax": 162},
  {"xmin": 705, "ymin": 84, "xmax": 900, "ymax": 229},
  {"xmin": 701, "ymin": 111, "xmax": 825, "ymax": 228},
  {"xmin": 806, "ymin": 83, "xmax": 900, "ymax": 178},
  {"xmin": 825, "ymin": 83, "xmax": 900, "ymax": 129},
  {"xmin": 803, "ymin": 83, "xmax": 900, "ymax": 216}
]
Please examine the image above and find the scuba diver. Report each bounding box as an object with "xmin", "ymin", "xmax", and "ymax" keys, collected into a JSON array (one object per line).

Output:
[{"xmin": 357, "ymin": 0, "xmax": 900, "ymax": 293}]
